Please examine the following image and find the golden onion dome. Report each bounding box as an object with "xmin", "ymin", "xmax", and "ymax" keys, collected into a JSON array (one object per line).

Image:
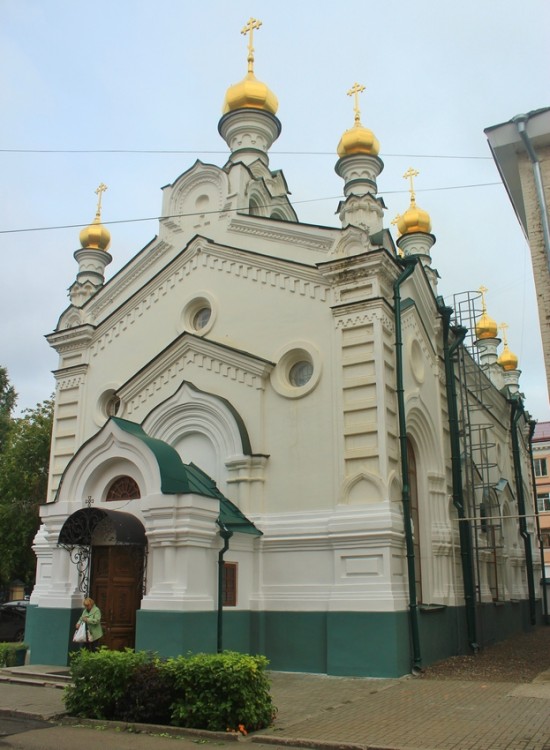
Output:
[
  {"xmin": 337, "ymin": 83, "xmax": 379, "ymax": 158},
  {"xmin": 396, "ymin": 199, "xmax": 432, "ymax": 235},
  {"xmin": 79, "ymin": 184, "xmax": 110, "ymax": 251},
  {"xmin": 222, "ymin": 71, "xmax": 278, "ymax": 115},
  {"xmin": 79, "ymin": 214, "xmax": 111, "ymax": 251},
  {"xmin": 475, "ymin": 312, "xmax": 498, "ymax": 340},
  {"xmin": 498, "ymin": 343, "xmax": 519, "ymax": 372},
  {"xmin": 395, "ymin": 168, "xmax": 431, "ymax": 235},
  {"xmin": 337, "ymin": 120, "xmax": 380, "ymax": 158}
]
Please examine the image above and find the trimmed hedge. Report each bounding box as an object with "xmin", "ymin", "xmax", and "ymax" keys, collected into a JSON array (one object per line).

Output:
[{"xmin": 64, "ymin": 649, "xmax": 275, "ymax": 733}]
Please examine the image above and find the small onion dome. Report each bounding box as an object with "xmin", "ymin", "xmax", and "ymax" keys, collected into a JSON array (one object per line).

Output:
[
  {"xmin": 222, "ymin": 72, "xmax": 278, "ymax": 115},
  {"xmin": 475, "ymin": 312, "xmax": 498, "ymax": 340},
  {"xmin": 396, "ymin": 199, "xmax": 432, "ymax": 235},
  {"xmin": 79, "ymin": 214, "xmax": 111, "ymax": 251},
  {"xmin": 498, "ymin": 343, "xmax": 519, "ymax": 371},
  {"xmin": 337, "ymin": 120, "xmax": 380, "ymax": 158}
]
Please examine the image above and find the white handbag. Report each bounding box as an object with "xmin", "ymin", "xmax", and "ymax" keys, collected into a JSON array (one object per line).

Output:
[{"xmin": 73, "ymin": 621, "xmax": 88, "ymax": 643}]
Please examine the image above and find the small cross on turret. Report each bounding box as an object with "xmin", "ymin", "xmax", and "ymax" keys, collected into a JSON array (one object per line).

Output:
[
  {"xmin": 403, "ymin": 167, "xmax": 419, "ymax": 205},
  {"xmin": 347, "ymin": 82, "xmax": 365, "ymax": 124},
  {"xmin": 241, "ymin": 17, "xmax": 262, "ymax": 74},
  {"xmin": 94, "ymin": 182, "xmax": 108, "ymax": 220}
]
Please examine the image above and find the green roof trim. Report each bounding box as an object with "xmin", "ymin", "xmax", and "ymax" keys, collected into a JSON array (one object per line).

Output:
[{"xmin": 111, "ymin": 417, "xmax": 261, "ymax": 536}]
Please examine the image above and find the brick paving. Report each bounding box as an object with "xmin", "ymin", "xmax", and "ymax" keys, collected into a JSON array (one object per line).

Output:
[
  {"xmin": 256, "ymin": 672, "xmax": 550, "ymax": 750},
  {"xmin": 2, "ymin": 665, "xmax": 550, "ymax": 749}
]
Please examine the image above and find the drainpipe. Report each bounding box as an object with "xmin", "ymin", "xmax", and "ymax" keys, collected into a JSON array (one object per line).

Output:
[
  {"xmin": 438, "ymin": 301, "xmax": 478, "ymax": 652},
  {"xmin": 217, "ymin": 525, "xmax": 233, "ymax": 653},
  {"xmin": 510, "ymin": 397, "xmax": 537, "ymax": 625},
  {"xmin": 512, "ymin": 115, "xmax": 550, "ymax": 274},
  {"xmin": 527, "ymin": 419, "xmax": 549, "ymax": 624},
  {"xmin": 393, "ymin": 256, "xmax": 422, "ymax": 673}
]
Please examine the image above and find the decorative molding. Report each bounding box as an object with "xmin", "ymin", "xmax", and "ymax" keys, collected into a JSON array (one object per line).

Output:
[
  {"xmin": 333, "ymin": 305, "xmax": 394, "ymax": 332},
  {"xmin": 120, "ymin": 335, "xmax": 273, "ymax": 415},
  {"xmin": 87, "ymin": 240, "xmax": 174, "ymax": 321},
  {"xmin": 47, "ymin": 326, "xmax": 95, "ymax": 354},
  {"xmin": 228, "ymin": 216, "xmax": 335, "ymax": 253}
]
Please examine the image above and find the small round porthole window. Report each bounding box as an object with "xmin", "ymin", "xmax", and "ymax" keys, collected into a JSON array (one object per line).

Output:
[
  {"xmin": 270, "ymin": 343, "xmax": 321, "ymax": 399},
  {"xmin": 193, "ymin": 306, "xmax": 211, "ymax": 330},
  {"xmin": 95, "ymin": 388, "xmax": 123, "ymax": 425},
  {"xmin": 289, "ymin": 360, "xmax": 313, "ymax": 387},
  {"xmin": 181, "ymin": 293, "xmax": 216, "ymax": 335}
]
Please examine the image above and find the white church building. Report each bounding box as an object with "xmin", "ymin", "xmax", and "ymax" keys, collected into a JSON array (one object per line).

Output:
[{"xmin": 26, "ymin": 20, "xmax": 540, "ymax": 677}]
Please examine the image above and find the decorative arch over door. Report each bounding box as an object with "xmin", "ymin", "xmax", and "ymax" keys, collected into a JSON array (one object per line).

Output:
[{"xmin": 58, "ymin": 507, "xmax": 147, "ymax": 650}]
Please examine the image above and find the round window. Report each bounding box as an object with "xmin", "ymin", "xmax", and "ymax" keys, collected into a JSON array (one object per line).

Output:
[
  {"xmin": 289, "ymin": 360, "xmax": 313, "ymax": 387},
  {"xmin": 193, "ymin": 306, "xmax": 211, "ymax": 330}
]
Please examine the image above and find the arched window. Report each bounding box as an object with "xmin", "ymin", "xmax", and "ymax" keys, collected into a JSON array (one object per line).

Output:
[
  {"xmin": 407, "ymin": 438, "xmax": 422, "ymax": 603},
  {"xmin": 106, "ymin": 476, "xmax": 141, "ymax": 501},
  {"xmin": 249, "ymin": 197, "xmax": 261, "ymax": 216}
]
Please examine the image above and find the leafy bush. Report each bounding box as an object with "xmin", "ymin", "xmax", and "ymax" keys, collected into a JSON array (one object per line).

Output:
[
  {"xmin": 64, "ymin": 649, "xmax": 275, "ymax": 733},
  {"xmin": 116, "ymin": 660, "xmax": 174, "ymax": 724},
  {"xmin": 64, "ymin": 648, "xmax": 150, "ymax": 719},
  {"xmin": 167, "ymin": 651, "xmax": 275, "ymax": 732},
  {"xmin": 0, "ymin": 642, "xmax": 27, "ymax": 667}
]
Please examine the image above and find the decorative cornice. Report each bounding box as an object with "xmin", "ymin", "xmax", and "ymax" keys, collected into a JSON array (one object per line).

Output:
[
  {"xmin": 87, "ymin": 239, "xmax": 174, "ymax": 321},
  {"xmin": 228, "ymin": 216, "xmax": 336, "ymax": 253},
  {"xmin": 332, "ymin": 298, "xmax": 394, "ymax": 331},
  {"xmin": 52, "ymin": 363, "xmax": 88, "ymax": 390},
  {"xmin": 46, "ymin": 325, "xmax": 95, "ymax": 353}
]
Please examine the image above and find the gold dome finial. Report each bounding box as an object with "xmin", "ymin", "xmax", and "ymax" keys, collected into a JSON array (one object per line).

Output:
[
  {"xmin": 222, "ymin": 18, "xmax": 278, "ymax": 115},
  {"xmin": 337, "ymin": 82, "xmax": 380, "ymax": 157},
  {"xmin": 497, "ymin": 322, "xmax": 519, "ymax": 371},
  {"xmin": 396, "ymin": 168, "xmax": 432, "ymax": 235},
  {"xmin": 475, "ymin": 285, "xmax": 498, "ymax": 340},
  {"xmin": 79, "ymin": 183, "xmax": 111, "ymax": 251}
]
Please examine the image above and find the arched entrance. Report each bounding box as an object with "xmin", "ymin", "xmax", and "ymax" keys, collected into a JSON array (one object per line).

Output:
[{"xmin": 58, "ymin": 508, "xmax": 146, "ymax": 650}]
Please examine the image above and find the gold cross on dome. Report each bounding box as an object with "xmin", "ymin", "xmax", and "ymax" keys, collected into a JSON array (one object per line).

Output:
[
  {"xmin": 403, "ymin": 167, "xmax": 419, "ymax": 204},
  {"xmin": 347, "ymin": 82, "xmax": 365, "ymax": 124},
  {"xmin": 478, "ymin": 285, "xmax": 489, "ymax": 313},
  {"xmin": 94, "ymin": 182, "xmax": 108, "ymax": 218},
  {"xmin": 241, "ymin": 17, "xmax": 262, "ymax": 74},
  {"xmin": 499, "ymin": 322, "xmax": 509, "ymax": 345}
]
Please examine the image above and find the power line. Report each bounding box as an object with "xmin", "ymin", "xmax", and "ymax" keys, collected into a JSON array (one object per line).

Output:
[
  {"xmin": 0, "ymin": 182, "xmax": 501, "ymax": 236},
  {"xmin": 0, "ymin": 147, "xmax": 493, "ymax": 160}
]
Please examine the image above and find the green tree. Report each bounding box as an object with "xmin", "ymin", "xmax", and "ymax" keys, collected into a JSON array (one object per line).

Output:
[
  {"xmin": 0, "ymin": 397, "xmax": 53, "ymax": 586},
  {"xmin": 0, "ymin": 367, "xmax": 17, "ymax": 454}
]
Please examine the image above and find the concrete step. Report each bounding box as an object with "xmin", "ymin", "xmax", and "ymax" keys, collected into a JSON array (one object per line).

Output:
[{"xmin": 0, "ymin": 667, "xmax": 71, "ymax": 689}]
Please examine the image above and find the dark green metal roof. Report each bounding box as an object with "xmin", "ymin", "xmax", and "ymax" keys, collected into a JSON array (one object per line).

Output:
[{"xmin": 112, "ymin": 417, "xmax": 261, "ymax": 536}]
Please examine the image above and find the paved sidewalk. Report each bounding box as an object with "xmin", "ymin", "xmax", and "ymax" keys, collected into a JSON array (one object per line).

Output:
[{"xmin": 1, "ymin": 666, "xmax": 550, "ymax": 750}]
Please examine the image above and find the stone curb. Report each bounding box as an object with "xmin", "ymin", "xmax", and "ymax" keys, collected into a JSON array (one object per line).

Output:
[
  {"xmin": 60, "ymin": 715, "xmax": 241, "ymax": 742},
  {"xmin": 251, "ymin": 737, "xmax": 418, "ymax": 750}
]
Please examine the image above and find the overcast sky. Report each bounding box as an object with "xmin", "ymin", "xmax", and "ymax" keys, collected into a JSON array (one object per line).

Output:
[{"xmin": 2, "ymin": 0, "xmax": 549, "ymax": 421}]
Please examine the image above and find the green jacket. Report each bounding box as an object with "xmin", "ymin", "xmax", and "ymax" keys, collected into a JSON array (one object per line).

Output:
[{"xmin": 77, "ymin": 605, "xmax": 104, "ymax": 642}]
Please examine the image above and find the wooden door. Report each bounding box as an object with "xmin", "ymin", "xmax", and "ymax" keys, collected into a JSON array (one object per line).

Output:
[{"xmin": 90, "ymin": 546, "xmax": 144, "ymax": 650}]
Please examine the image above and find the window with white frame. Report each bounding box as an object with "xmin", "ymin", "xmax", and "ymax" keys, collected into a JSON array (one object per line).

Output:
[
  {"xmin": 534, "ymin": 458, "xmax": 548, "ymax": 477},
  {"xmin": 537, "ymin": 493, "xmax": 550, "ymax": 512}
]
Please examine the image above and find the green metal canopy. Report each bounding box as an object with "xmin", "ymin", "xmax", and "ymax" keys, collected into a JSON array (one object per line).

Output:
[{"xmin": 112, "ymin": 417, "xmax": 261, "ymax": 536}]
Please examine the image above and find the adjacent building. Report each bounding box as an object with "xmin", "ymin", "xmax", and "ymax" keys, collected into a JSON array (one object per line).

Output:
[
  {"xmin": 485, "ymin": 108, "xmax": 550, "ymax": 398},
  {"xmin": 532, "ymin": 421, "xmax": 550, "ymax": 579}
]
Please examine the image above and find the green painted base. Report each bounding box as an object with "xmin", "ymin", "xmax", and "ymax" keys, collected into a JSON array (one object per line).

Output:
[
  {"xmin": 26, "ymin": 599, "xmax": 543, "ymax": 676},
  {"xmin": 26, "ymin": 605, "xmax": 83, "ymax": 666}
]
